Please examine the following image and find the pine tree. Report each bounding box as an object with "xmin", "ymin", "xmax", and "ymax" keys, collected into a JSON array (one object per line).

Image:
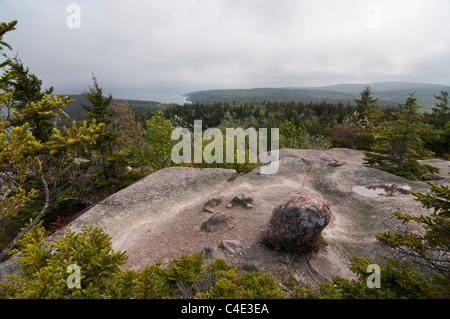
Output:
[
  {"xmin": 432, "ymin": 90, "xmax": 449, "ymax": 130},
  {"xmin": 1, "ymin": 225, "xmax": 127, "ymax": 298},
  {"xmin": 363, "ymin": 93, "xmax": 438, "ymax": 180},
  {"xmin": 0, "ymin": 21, "xmax": 102, "ymax": 261},
  {"xmin": 81, "ymin": 74, "xmax": 116, "ymax": 156},
  {"xmin": 424, "ymin": 91, "xmax": 450, "ymax": 157},
  {"xmin": 146, "ymin": 110, "xmax": 174, "ymax": 170},
  {"xmin": 0, "ymin": 20, "xmax": 17, "ymax": 51},
  {"xmin": 1, "ymin": 57, "xmax": 55, "ymax": 142},
  {"xmin": 353, "ymin": 86, "xmax": 385, "ymax": 150},
  {"xmin": 280, "ymin": 119, "xmax": 303, "ymax": 148},
  {"xmin": 113, "ymin": 101, "xmax": 148, "ymax": 175},
  {"xmin": 354, "ymin": 86, "xmax": 379, "ymax": 116},
  {"xmin": 377, "ymin": 182, "xmax": 450, "ymax": 296}
]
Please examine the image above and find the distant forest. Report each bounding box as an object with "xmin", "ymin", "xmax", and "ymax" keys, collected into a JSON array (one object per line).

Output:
[{"xmin": 185, "ymin": 83, "xmax": 450, "ymax": 110}]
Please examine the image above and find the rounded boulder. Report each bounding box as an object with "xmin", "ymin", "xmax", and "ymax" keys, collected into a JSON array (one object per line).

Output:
[{"xmin": 262, "ymin": 192, "xmax": 331, "ymax": 249}]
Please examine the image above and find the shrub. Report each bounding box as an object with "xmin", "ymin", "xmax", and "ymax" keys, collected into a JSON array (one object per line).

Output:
[
  {"xmin": 196, "ymin": 269, "xmax": 286, "ymax": 299},
  {"xmin": 1, "ymin": 225, "xmax": 127, "ymax": 299},
  {"xmin": 0, "ymin": 227, "xmax": 295, "ymax": 299}
]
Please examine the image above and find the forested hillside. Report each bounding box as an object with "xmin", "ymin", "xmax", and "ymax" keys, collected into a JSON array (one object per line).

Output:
[
  {"xmin": 186, "ymin": 83, "xmax": 450, "ymax": 110},
  {"xmin": 58, "ymin": 94, "xmax": 168, "ymax": 124}
]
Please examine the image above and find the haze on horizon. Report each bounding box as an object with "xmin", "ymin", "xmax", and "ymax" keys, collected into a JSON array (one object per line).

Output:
[{"xmin": 1, "ymin": 0, "xmax": 449, "ymax": 101}]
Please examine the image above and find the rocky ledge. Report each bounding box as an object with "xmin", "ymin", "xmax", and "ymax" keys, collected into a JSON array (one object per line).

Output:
[{"xmin": 1, "ymin": 148, "xmax": 448, "ymax": 286}]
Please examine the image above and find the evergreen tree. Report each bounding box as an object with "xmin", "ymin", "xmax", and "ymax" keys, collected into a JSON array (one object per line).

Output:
[
  {"xmin": 1, "ymin": 225, "xmax": 127, "ymax": 298},
  {"xmin": 319, "ymin": 255, "xmax": 444, "ymax": 299},
  {"xmin": 0, "ymin": 21, "xmax": 17, "ymax": 51},
  {"xmin": 113, "ymin": 101, "xmax": 148, "ymax": 176},
  {"xmin": 0, "ymin": 22, "xmax": 54, "ymax": 142},
  {"xmin": 0, "ymin": 21, "xmax": 102, "ymax": 261},
  {"xmin": 363, "ymin": 93, "xmax": 438, "ymax": 180},
  {"xmin": 432, "ymin": 90, "xmax": 449, "ymax": 130},
  {"xmin": 423, "ymin": 91, "xmax": 450, "ymax": 158},
  {"xmin": 377, "ymin": 182, "xmax": 450, "ymax": 292},
  {"xmin": 280, "ymin": 119, "xmax": 303, "ymax": 148},
  {"xmin": 80, "ymin": 74, "xmax": 116, "ymax": 156},
  {"xmin": 317, "ymin": 181, "xmax": 450, "ymax": 299},
  {"xmin": 353, "ymin": 86, "xmax": 385, "ymax": 150},
  {"xmin": 146, "ymin": 110, "xmax": 174, "ymax": 170},
  {"xmin": 354, "ymin": 86, "xmax": 379, "ymax": 116}
]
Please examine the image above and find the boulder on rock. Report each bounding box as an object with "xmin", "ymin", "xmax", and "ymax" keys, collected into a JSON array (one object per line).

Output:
[
  {"xmin": 203, "ymin": 213, "xmax": 236, "ymax": 232},
  {"xmin": 262, "ymin": 192, "xmax": 331, "ymax": 250},
  {"xmin": 220, "ymin": 240, "xmax": 243, "ymax": 254}
]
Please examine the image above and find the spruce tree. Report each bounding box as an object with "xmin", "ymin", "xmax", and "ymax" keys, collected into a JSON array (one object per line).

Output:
[
  {"xmin": 146, "ymin": 110, "xmax": 174, "ymax": 170},
  {"xmin": 0, "ymin": 21, "xmax": 102, "ymax": 261},
  {"xmin": 377, "ymin": 182, "xmax": 450, "ymax": 296},
  {"xmin": 354, "ymin": 86, "xmax": 379, "ymax": 116},
  {"xmin": 432, "ymin": 90, "xmax": 449, "ymax": 130},
  {"xmin": 424, "ymin": 91, "xmax": 450, "ymax": 157},
  {"xmin": 113, "ymin": 101, "xmax": 148, "ymax": 175},
  {"xmin": 363, "ymin": 93, "xmax": 438, "ymax": 180},
  {"xmin": 4, "ymin": 57, "xmax": 55, "ymax": 141},
  {"xmin": 81, "ymin": 74, "xmax": 116, "ymax": 156},
  {"xmin": 353, "ymin": 86, "xmax": 385, "ymax": 150}
]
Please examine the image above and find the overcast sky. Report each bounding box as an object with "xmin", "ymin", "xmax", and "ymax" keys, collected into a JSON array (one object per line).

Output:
[{"xmin": 1, "ymin": 0, "xmax": 450, "ymax": 101}]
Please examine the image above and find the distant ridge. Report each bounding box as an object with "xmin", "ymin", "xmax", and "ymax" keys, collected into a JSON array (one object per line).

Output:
[
  {"xmin": 187, "ymin": 82, "xmax": 450, "ymax": 109},
  {"xmin": 60, "ymin": 94, "xmax": 165, "ymax": 123},
  {"xmin": 320, "ymin": 81, "xmax": 448, "ymax": 94}
]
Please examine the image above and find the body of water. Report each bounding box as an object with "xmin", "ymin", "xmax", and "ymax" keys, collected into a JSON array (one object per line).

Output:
[{"xmin": 120, "ymin": 92, "xmax": 192, "ymax": 105}]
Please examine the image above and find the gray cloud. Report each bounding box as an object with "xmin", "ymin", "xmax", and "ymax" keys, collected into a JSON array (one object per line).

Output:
[{"xmin": 1, "ymin": 0, "xmax": 449, "ymax": 100}]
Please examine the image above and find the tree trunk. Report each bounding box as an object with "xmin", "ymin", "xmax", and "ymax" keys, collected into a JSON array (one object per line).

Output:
[{"xmin": 0, "ymin": 173, "xmax": 49, "ymax": 262}]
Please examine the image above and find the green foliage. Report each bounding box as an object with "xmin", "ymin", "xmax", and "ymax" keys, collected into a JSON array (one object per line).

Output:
[
  {"xmin": 424, "ymin": 91, "xmax": 450, "ymax": 158},
  {"xmin": 321, "ymin": 182, "xmax": 450, "ymax": 299},
  {"xmin": 431, "ymin": 91, "xmax": 450, "ymax": 130},
  {"xmin": 363, "ymin": 93, "xmax": 438, "ymax": 180},
  {"xmin": 280, "ymin": 119, "xmax": 303, "ymax": 148},
  {"xmin": 145, "ymin": 110, "xmax": 174, "ymax": 170},
  {"xmin": 354, "ymin": 86, "xmax": 379, "ymax": 116},
  {"xmin": 108, "ymin": 263, "xmax": 172, "ymax": 299},
  {"xmin": 377, "ymin": 182, "xmax": 450, "ymax": 291},
  {"xmin": 80, "ymin": 74, "xmax": 116, "ymax": 158},
  {"xmin": 331, "ymin": 123, "xmax": 363, "ymax": 149},
  {"xmin": 2, "ymin": 226, "xmax": 127, "ymax": 299},
  {"xmin": 0, "ymin": 20, "xmax": 17, "ymax": 51},
  {"xmin": 319, "ymin": 255, "xmax": 444, "ymax": 299},
  {"xmin": 113, "ymin": 101, "xmax": 148, "ymax": 175},
  {"xmin": 1, "ymin": 228, "xmax": 286, "ymax": 299},
  {"xmin": 333, "ymin": 87, "xmax": 385, "ymax": 150},
  {"xmin": 0, "ymin": 21, "xmax": 106, "ymax": 259},
  {"xmin": 195, "ymin": 269, "xmax": 285, "ymax": 299},
  {"xmin": 133, "ymin": 264, "xmax": 172, "ymax": 299},
  {"xmin": 2, "ymin": 220, "xmax": 447, "ymax": 299},
  {"xmin": 165, "ymin": 252, "xmax": 204, "ymax": 286},
  {"xmin": 81, "ymin": 74, "xmax": 114, "ymax": 127},
  {"xmin": 2, "ymin": 56, "xmax": 54, "ymax": 141}
]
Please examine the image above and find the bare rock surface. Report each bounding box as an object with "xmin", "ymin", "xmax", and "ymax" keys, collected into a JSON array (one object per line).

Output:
[{"xmin": 4, "ymin": 148, "xmax": 447, "ymax": 287}]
